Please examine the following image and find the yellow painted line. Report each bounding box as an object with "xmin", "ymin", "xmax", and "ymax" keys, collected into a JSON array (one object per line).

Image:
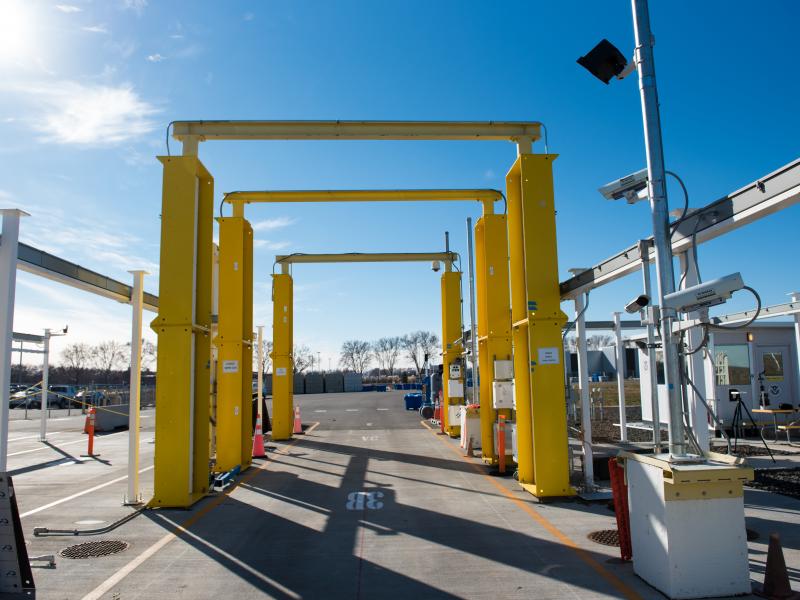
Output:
[
  {"xmin": 81, "ymin": 423, "xmax": 320, "ymax": 600},
  {"xmin": 21, "ymin": 466, "xmax": 155, "ymax": 518},
  {"xmin": 420, "ymin": 420, "xmax": 643, "ymax": 600}
]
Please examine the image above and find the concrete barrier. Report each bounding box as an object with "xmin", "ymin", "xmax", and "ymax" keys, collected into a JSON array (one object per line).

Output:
[{"xmin": 93, "ymin": 403, "xmax": 129, "ymax": 432}]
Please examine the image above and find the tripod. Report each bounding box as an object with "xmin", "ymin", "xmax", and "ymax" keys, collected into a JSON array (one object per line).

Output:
[{"xmin": 731, "ymin": 395, "xmax": 775, "ymax": 462}]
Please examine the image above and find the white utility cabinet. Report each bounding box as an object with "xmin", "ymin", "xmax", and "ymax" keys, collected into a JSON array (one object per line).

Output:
[
  {"xmin": 624, "ymin": 452, "xmax": 753, "ymax": 599},
  {"xmin": 492, "ymin": 381, "xmax": 514, "ymax": 409}
]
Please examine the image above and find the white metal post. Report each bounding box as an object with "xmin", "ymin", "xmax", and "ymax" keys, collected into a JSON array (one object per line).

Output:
[
  {"xmin": 39, "ymin": 330, "xmax": 50, "ymax": 442},
  {"xmin": 680, "ymin": 250, "xmax": 709, "ymax": 451},
  {"xmin": 257, "ymin": 326, "xmax": 264, "ymax": 421},
  {"xmin": 466, "ymin": 217, "xmax": 479, "ymax": 406},
  {"xmin": 126, "ymin": 270, "xmax": 147, "ymax": 505},
  {"xmin": 613, "ymin": 312, "xmax": 628, "ymax": 442},
  {"xmin": 639, "ymin": 241, "xmax": 661, "ymax": 452},
  {"xmin": 791, "ymin": 293, "xmax": 800, "ymax": 402},
  {"xmin": 0, "ymin": 210, "xmax": 27, "ymax": 472},
  {"xmin": 575, "ymin": 293, "xmax": 593, "ymax": 488}
]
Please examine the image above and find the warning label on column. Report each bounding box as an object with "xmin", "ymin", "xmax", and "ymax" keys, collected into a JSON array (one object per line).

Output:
[
  {"xmin": 275, "ymin": 367, "xmax": 287, "ymax": 376},
  {"xmin": 537, "ymin": 347, "xmax": 560, "ymax": 365},
  {"xmin": 222, "ymin": 360, "xmax": 239, "ymax": 373}
]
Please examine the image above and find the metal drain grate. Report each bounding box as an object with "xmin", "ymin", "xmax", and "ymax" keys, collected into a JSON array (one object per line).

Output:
[
  {"xmin": 60, "ymin": 540, "xmax": 129, "ymax": 559},
  {"xmin": 587, "ymin": 529, "xmax": 620, "ymax": 547}
]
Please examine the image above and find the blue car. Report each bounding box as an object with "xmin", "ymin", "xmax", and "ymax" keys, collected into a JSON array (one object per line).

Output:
[{"xmin": 404, "ymin": 392, "xmax": 423, "ymax": 411}]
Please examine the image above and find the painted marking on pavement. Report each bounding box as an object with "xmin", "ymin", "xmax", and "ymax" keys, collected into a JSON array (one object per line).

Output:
[
  {"xmin": 8, "ymin": 432, "xmax": 64, "ymax": 443},
  {"xmin": 345, "ymin": 409, "xmax": 359, "ymax": 412},
  {"xmin": 346, "ymin": 491, "xmax": 384, "ymax": 510},
  {"xmin": 366, "ymin": 422, "xmax": 373, "ymax": 427},
  {"xmin": 420, "ymin": 420, "xmax": 644, "ymax": 600},
  {"xmin": 361, "ymin": 435, "xmax": 378, "ymax": 442},
  {"xmin": 376, "ymin": 408, "xmax": 389, "ymax": 411},
  {"xmin": 8, "ymin": 437, "xmax": 90, "ymax": 457},
  {"xmin": 314, "ymin": 410, "xmax": 327, "ymax": 413},
  {"xmin": 80, "ymin": 423, "xmax": 319, "ymax": 600},
  {"xmin": 21, "ymin": 466, "xmax": 154, "ymax": 518}
]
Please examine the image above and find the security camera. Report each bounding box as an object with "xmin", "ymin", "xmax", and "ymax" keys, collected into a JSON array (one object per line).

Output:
[
  {"xmin": 662, "ymin": 272, "xmax": 744, "ymax": 313},
  {"xmin": 431, "ymin": 260, "xmax": 441, "ymax": 272},
  {"xmin": 598, "ymin": 168, "xmax": 649, "ymax": 204},
  {"xmin": 624, "ymin": 294, "xmax": 650, "ymax": 314}
]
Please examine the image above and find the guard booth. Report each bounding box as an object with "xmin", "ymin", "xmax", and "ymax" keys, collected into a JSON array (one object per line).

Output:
[{"xmin": 639, "ymin": 322, "xmax": 799, "ymax": 430}]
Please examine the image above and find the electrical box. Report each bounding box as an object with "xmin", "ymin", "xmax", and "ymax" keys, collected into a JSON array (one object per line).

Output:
[
  {"xmin": 492, "ymin": 381, "xmax": 514, "ymax": 409},
  {"xmin": 492, "ymin": 421, "xmax": 515, "ymax": 456},
  {"xmin": 449, "ymin": 363, "xmax": 462, "ymax": 379},
  {"xmin": 494, "ymin": 360, "xmax": 513, "ymax": 381},
  {"xmin": 448, "ymin": 379, "xmax": 464, "ymax": 398}
]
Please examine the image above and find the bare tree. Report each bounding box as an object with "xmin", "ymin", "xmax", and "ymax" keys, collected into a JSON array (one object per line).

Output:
[
  {"xmin": 92, "ymin": 340, "xmax": 129, "ymax": 383},
  {"xmin": 61, "ymin": 343, "xmax": 92, "ymax": 384},
  {"xmin": 586, "ymin": 334, "xmax": 614, "ymax": 350},
  {"xmin": 402, "ymin": 330, "xmax": 440, "ymax": 376},
  {"xmin": 372, "ymin": 336, "xmax": 402, "ymax": 375},
  {"xmin": 340, "ymin": 340, "xmax": 372, "ymax": 375},
  {"xmin": 141, "ymin": 340, "xmax": 157, "ymax": 371},
  {"xmin": 293, "ymin": 344, "xmax": 313, "ymax": 373},
  {"xmin": 252, "ymin": 339, "xmax": 273, "ymax": 374},
  {"xmin": 564, "ymin": 335, "xmax": 577, "ymax": 353}
]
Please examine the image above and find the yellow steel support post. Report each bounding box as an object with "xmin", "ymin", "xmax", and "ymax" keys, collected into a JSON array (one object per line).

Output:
[
  {"xmin": 151, "ymin": 156, "xmax": 213, "ymax": 508},
  {"xmin": 240, "ymin": 220, "xmax": 253, "ymax": 469},
  {"xmin": 440, "ymin": 269, "xmax": 464, "ymax": 437},
  {"xmin": 507, "ymin": 154, "xmax": 574, "ymax": 498},
  {"xmin": 475, "ymin": 214, "xmax": 513, "ymax": 464},
  {"xmin": 271, "ymin": 273, "xmax": 294, "ymax": 440},
  {"xmin": 215, "ymin": 217, "xmax": 247, "ymax": 472}
]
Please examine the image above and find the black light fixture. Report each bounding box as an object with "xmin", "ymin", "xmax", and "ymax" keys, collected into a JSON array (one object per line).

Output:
[{"xmin": 577, "ymin": 39, "xmax": 628, "ymax": 84}]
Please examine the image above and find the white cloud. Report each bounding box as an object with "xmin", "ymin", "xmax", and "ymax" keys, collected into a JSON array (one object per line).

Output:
[
  {"xmin": 83, "ymin": 25, "xmax": 109, "ymax": 34},
  {"xmin": 253, "ymin": 239, "xmax": 291, "ymax": 250},
  {"xmin": 55, "ymin": 4, "xmax": 82, "ymax": 13},
  {"xmin": 251, "ymin": 217, "xmax": 295, "ymax": 231},
  {"xmin": 122, "ymin": 0, "xmax": 148, "ymax": 14},
  {"xmin": 4, "ymin": 80, "xmax": 159, "ymax": 146},
  {"xmin": 146, "ymin": 53, "xmax": 165, "ymax": 62}
]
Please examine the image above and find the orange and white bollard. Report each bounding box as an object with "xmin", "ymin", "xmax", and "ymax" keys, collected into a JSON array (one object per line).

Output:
[
  {"xmin": 498, "ymin": 415, "xmax": 506, "ymax": 474},
  {"xmin": 83, "ymin": 407, "xmax": 98, "ymax": 457},
  {"xmin": 292, "ymin": 406, "xmax": 303, "ymax": 435}
]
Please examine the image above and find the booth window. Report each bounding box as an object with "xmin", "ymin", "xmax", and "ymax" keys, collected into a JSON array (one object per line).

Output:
[
  {"xmin": 763, "ymin": 351, "xmax": 784, "ymax": 380},
  {"xmin": 715, "ymin": 345, "xmax": 750, "ymax": 385}
]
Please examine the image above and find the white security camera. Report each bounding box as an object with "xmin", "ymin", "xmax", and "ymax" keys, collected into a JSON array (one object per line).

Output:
[
  {"xmin": 598, "ymin": 168, "xmax": 649, "ymax": 204},
  {"xmin": 663, "ymin": 272, "xmax": 744, "ymax": 313},
  {"xmin": 624, "ymin": 294, "xmax": 650, "ymax": 314},
  {"xmin": 431, "ymin": 260, "xmax": 441, "ymax": 272}
]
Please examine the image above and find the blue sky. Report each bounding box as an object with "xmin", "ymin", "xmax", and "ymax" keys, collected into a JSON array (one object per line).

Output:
[{"xmin": 1, "ymin": 1, "xmax": 798, "ymax": 369}]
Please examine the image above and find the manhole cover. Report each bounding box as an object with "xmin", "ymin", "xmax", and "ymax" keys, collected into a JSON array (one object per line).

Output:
[
  {"xmin": 60, "ymin": 540, "xmax": 129, "ymax": 559},
  {"xmin": 588, "ymin": 529, "xmax": 620, "ymax": 547}
]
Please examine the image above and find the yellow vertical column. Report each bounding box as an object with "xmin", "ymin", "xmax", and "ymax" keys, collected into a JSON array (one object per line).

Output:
[
  {"xmin": 507, "ymin": 153, "xmax": 573, "ymax": 498},
  {"xmin": 151, "ymin": 157, "xmax": 213, "ymax": 508},
  {"xmin": 240, "ymin": 219, "xmax": 254, "ymax": 469},
  {"xmin": 441, "ymin": 269, "xmax": 464, "ymax": 437},
  {"xmin": 215, "ymin": 217, "xmax": 245, "ymax": 472},
  {"xmin": 271, "ymin": 272, "xmax": 294, "ymax": 440},
  {"xmin": 475, "ymin": 214, "xmax": 513, "ymax": 464}
]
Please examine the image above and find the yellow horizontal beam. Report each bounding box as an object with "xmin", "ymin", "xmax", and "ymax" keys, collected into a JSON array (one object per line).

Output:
[
  {"xmin": 172, "ymin": 120, "xmax": 541, "ymax": 142},
  {"xmin": 225, "ymin": 188, "xmax": 503, "ymax": 205},
  {"xmin": 276, "ymin": 252, "xmax": 458, "ymax": 265}
]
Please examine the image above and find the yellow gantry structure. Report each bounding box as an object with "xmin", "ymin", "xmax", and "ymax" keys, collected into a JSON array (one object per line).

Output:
[
  {"xmin": 270, "ymin": 250, "xmax": 460, "ymax": 441},
  {"xmin": 152, "ymin": 120, "xmax": 573, "ymax": 508}
]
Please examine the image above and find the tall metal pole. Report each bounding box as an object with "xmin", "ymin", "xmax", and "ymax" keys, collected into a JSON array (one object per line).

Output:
[
  {"xmin": 126, "ymin": 270, "xmax": 147, "ymax": 505},
  {"xmin": 631, "ymin": 0, "xmax": 685, "ymax": 457},
  {"xmin": 613, "ymin": 313, "xmax": 628, "ymax": 442},
  {"xmin": 39, "ymin": 330, "xmax": 50, "ymax": 442},
  {"xmin": 465, "ymin": 218, "xmax": 479, "ymax": 406},
  {"xmin": 257, "ymin": 326, "xmax": 264, "ymax": 420},
  {"xmin": 0, "ymin": 210, "xmax": 27, "ymax": 472}
]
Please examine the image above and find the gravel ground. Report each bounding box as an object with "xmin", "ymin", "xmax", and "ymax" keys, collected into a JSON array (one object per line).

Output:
[{"xmin": 747, "ymin": 468, "xmax": 800, "ymax": 500}]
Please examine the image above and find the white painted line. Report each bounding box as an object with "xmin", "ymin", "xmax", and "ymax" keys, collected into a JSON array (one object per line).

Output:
[
  {"xmin": 7, "ymin": 437, "xmax": 87, "ymax": 457},
  {"xmin": 8, "ymin": 432, "xmax": 63, "ymax": 443},
  {"xmin": 21, "ymin": 465, "xmax": 154, "ymax": 518},
  {"xmin": 314, "ymin": 410, "xmax": 327, "ymax": 413},
  {"xmin": 345, "ymin": 409, "xmax": 359, "ymax": 412},
  {"xmin": 376, "ymin": 408, "xmax": 389, "ymax": 411},
  {"xmin": 366, "ymin": 423, "xmax": 373, "ymax": 426}
]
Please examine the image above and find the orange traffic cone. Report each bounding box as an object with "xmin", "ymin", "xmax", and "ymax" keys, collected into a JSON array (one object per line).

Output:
[
  {"xmin": 755, "ymin": 533, "xmax": 800, "ymax": 599},
  {"xmin": 293, "ymin": 406, "xmax": 303, "ymax": 435},
  {"xmin": 252, "ymin": 414, "xmax": 266, "ymax": 458}
]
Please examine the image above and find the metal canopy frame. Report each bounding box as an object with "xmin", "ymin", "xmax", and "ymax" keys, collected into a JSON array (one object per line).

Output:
[
  {"xmin": 560, "ymin": 158, "xmax": 800, "ymax": 299},
  {"xmin": 276, "ymin": 251, "xmax": 458, "ymax": 267}
]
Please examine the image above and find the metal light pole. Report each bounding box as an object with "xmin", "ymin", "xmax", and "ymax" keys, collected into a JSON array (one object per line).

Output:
[
  {"xmin": 631, "ymin": 0, "xmax": 686, "ymax": 457},
  {"xmin": 39, "ymin": 330, "xmax": 51, "ymax": 442},
  {"xmin": 126, "ymin": 270, "xmax": 147, "ymax": 505}
]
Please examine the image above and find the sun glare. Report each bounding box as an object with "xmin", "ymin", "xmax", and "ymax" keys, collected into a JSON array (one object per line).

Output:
[{"xmin": 0, "ymin": 0, "xmax": 36, "ymax": 65}]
